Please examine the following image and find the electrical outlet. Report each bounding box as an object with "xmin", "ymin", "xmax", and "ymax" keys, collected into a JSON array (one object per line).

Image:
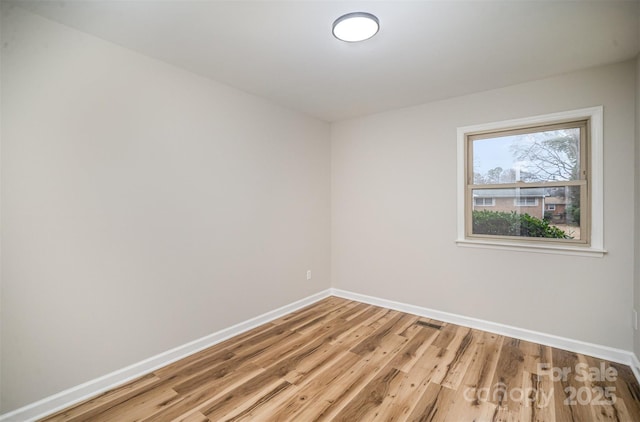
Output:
[
  {"xmin": 634, "ymin": 309, "xmax": 638, "ymax": 331},
  {"xmin": 306, "ymin": 270, "xmax": 312, "ymax": 281}
]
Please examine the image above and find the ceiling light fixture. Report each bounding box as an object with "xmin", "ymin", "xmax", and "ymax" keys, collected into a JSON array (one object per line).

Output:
[{"xmin": 332, "ymin": 12, "xmax": 379, "ymax": 42}]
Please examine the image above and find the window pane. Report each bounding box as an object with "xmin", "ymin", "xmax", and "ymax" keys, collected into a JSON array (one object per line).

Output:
[
  {"xmin": 472, "ymin": 127, "xmax": 580, "ymax": 184},
  {"xmin": 471, "ymin": 187, "xmax": 581, "ymax": 240},
  {"xmin": 552, "ymin": 186, "xmax": 581, "ymax": 240}
]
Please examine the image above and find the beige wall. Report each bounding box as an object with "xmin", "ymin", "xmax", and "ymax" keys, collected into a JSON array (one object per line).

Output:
[
  {"xmin": 635, "ymin": 55, "xmax": 640, "ymax": 360},
  {"xmin": 332, "ymin": 60, "xmax": 636, "ymax": 352},
  {"xmin": 0, "ymin": 7, "xmax": 330, "ymax": 412}
]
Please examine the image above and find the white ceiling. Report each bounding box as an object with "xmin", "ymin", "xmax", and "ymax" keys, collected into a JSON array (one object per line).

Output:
[{"xmin": 12, "ymin": 1, "xmax": 640, "ymax": 122}]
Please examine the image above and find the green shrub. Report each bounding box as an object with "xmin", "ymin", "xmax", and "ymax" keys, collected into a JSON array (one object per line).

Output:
[{"xmin": 472, "ymin": 210, "xmax": 570, "ymax": 239}]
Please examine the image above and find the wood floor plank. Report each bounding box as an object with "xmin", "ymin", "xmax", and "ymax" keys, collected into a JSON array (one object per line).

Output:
[
  {"xmin": 291, "ymin": 329, "xmax": 421, "ymax": 420},
  {"xmin": 442, "ymin": 331, "xmax": 503, "ymax": 421},
  {"xmin": 460, "ymin": 331, "xmax": 504, "ymax": 395},
  {"xmin": 603, "ymin": 360, "xmax": 640, "ymax": 421},
  {"xmin": 328, "ymin": 306, "xmax": 390, "ymax": 347},
  {"xmin": 142, "ymin": 362, "xmax": 265, "ymax": 422},
  {"xmin": 247, "ymin": 304, "xmax": 369, "ymax": 370},
  {"xmin": 284, "ymin": 315, "xmax": 415, "ymax": 419},
  {"xmin": 171, "ymin": 350, "xmax": 263, "ymax": 396},
  {"xmin": 91, "ymin": 387, "xmax": 178, "ymax": 422},
  {"xmin": 245, "ymin": 350, "xmax": 362, "ymax": 421},
  {"xmin": 552, "ymin": 348, "xmax": 595, "ymax": 422},
  {"xmin": 368, "ymin": 342, "xmax": 456, "ymax": 420},
  {"xmin": 368, "ymin": 308, "xmax": 403, "ymax": 331},
  {"xmin": 517, "ymin": 340, "xmax": 556, "ymax": 421},
  {"xmin": 274, "ymin": 309, "xmax": 424, "ymax": 420},
  {"xmin": 39, "ymin": 297, "xmax": 640, "ymax": 422},
  {"xmin": 579, "ymin": 354, "xmax": 626, "ymax": 422},
  {"xmin": 519, "ymin": 369, "xmax": 556, "ymax": 422},
  {"xmin": 370, "ymin": 368, "xmax": 434, "ymax": 420},
  {"xmin": 429, "ymin": 326, "xmax": 473, "ymax": 386},
  {"xmin": 294, "ymin": 300, "xmax": 363, "ymax": 334},
  {"xmin": 405, "ymin": 382, "xmax": 456, "ymax": 422},
  {"xmin": 176, "ymin": 411, "xmax": 209, "ymax": 422},
  {"xmin": 430, "ymin": 323, "xmax": 458, "ymax": 349},
  {"xmin": 42, "ymin": 374, "xmax": 162, "ymax": 422},
  {"xmin": 153, "ymin": 348, "xmax": 236, "ymax": 383},
  {"xmin": 388, "ymin": 324, "xmax": 440, "ymax": 373},
  {"xmin": 198, "ymin": 318, "xmax": 368, "ymax": 420},
  {"xmin": 490, "ymin": 337, "xmax": 526, "ymax": 415},
  {"xmin": 439, "ymin": 329, "xmax": 478, "ymax": 389},
  {"xmin": 331, "ymin": 365, "xmax": 404, "ymax": 421},
  {"xmin": 328, "ymin": 320, "xmax": 440, "ymax": 421},
  {"xmin": 270, "ymin": 297, "xmax": 347, "ymax": 326},
  {"xmin": 217, "ymin": 379, "xmax": 295, "ymax": 421},
  {"xmin": 350, "ymin": 313, "xmax": 416, "ymax": 356}
]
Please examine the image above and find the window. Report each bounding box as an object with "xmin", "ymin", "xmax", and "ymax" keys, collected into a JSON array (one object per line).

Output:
[
  {"xmin": 456, "ymin": 107, "xmax": 605, "ymax": 256},
  {"xmin": 474, "ymin": 197, "xmax": 495, "ymax": 206},
  {"xmin": 468, "ymin": 120, "xmax": 587, "ymax": 242},
  {"xmin": 514, "ymin": 197, "xmax": 538, "ymax": 206}
]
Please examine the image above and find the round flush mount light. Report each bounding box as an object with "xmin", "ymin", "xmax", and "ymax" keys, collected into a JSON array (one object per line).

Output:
[{"xmin": 332, "ymin": 12, "xmax": 379, "ymax": 42}]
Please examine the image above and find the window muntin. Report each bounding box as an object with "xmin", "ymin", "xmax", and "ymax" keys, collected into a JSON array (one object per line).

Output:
[{"xmin": 466, "ymin": 120, "xmax": 589, "ymax": 244}]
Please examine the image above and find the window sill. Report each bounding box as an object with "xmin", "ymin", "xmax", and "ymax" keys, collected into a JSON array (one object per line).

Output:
[{"xmin": 455, "ymin": 239, "xmax": 607, "ymax": 257}]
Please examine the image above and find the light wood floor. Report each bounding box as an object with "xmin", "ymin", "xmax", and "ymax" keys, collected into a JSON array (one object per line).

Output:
[{"xmin": 42, "ymin": 297, "xmax": 640, "ymax": 421}]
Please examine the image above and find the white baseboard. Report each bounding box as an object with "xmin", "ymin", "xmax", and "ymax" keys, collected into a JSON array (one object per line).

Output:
[
  {"xmin": 330, "ymin": 288, "xmax": 640, "ymax": 379},
  {"xmin": 0, "ymin": 289, "xmax": 332, "ymax": 422},
  {"xmin": 630, "ymin": 353, "xmax": 640, "ymax": 386},
  {"xmin": 4, "ymin": 287, "xmax": 640, "ymax": 421}
]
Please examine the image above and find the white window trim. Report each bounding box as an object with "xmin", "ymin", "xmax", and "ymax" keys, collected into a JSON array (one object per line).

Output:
[
  {"xmin": 514, "ymin": 197, "xmax": 538, "ymax": 206},
  {"xmin": 474, "ymin": 197, "xmax": 495, "ymax": 206},
  {"xmin": 456, "ymin": 106, "xmax": 606, "ymax": 257},
  {"xmin": 547, "ymin": 204, "xmax": 556, "ymax": 211}
]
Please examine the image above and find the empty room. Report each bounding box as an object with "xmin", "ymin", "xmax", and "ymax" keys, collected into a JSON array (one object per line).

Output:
[{"xmin": 2, "ymin": 1, "xmax": 640, "ymax": 421}]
